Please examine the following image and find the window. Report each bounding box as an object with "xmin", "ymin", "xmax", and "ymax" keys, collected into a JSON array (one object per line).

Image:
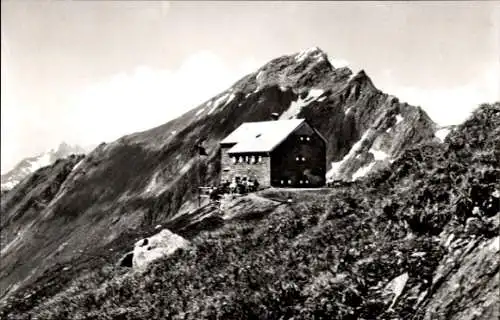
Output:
[
  {"xmin": 305, "ymin": 180, "xmax": 310, "ymax": 184},
  {"xmin": 251, "ymin": 156, "xmax": 256, "ymax": 164},
  {"xmin": 296, "ymin": 156, "xmax": 300, "ymax": 161},
  {"xmin": 302, "ymin": 157, "xmax": 306, "ymax": 161},
  {"xmin": 258, "ymin": 156, "xmax": 262, "ymax": 163},
  {"xmin": 232, "ymin": 157, "xmax": 237, "ymax": 164},
  {"xmin": 288, "ymin": 179, "xmax": 292, "ymax": 184},
  {"xmin": 299, "ymin": 135, "xmax": 311, "ymax": 142},
  {"xmin": 280, "ymin": 180, "xmax": 284, "ymax": 185},
  {"xmin": 299, "ymin": 180, "xmax": 303, "ymax": 184}
]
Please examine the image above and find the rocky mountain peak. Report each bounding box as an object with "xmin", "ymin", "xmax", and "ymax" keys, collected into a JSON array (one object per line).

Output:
[
  {"xmin": 243, "ymin": 46, "xmax": 341, "ymax": 93},
  {"xmin": 294, "ymin": 46, "xmax": 329, "ymax": 64},
  {"xmin": 350, "ymin": 69, "xmax": 370, "ymax": 83},
  {"xmin": 56, "ymin": 142, "xmax": 72, "ymax": 153},
  {"xmin": 52, "ymin": 142, "xmax": 86, "ymax": 160}
]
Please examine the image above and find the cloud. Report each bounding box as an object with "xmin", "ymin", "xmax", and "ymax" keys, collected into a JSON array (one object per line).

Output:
[
  {"xmin": 1, "ymin": 50, "xmax": 260, "ymax": 173},
  {"xmin": 377, "ymin": 67, "xmax": 499, "ymax": 126},
  {"xmin": 65, "ymin": 50, "xmax": 261, "ymax": 146}
]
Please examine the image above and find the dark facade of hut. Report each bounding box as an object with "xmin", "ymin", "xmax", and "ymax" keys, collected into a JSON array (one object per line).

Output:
[{"xmin": 220, "ymin": 119, "xmax": 326, "ymax": 188}]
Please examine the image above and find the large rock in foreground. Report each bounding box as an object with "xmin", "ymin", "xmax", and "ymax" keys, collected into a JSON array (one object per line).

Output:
[{"xmin": 132, "ymin": 229, "xmax": 190, "ymax": 270}]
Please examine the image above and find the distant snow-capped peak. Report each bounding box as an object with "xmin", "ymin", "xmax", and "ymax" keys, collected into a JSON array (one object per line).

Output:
[{"xmin": 1, "ymin": 142, "xmax": 92, "ymax": 191}]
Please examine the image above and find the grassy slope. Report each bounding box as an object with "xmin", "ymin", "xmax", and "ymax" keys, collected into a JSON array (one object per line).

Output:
[{"xmin": 2, "ymin": 103, "xmax": 497, "ymax": 319}]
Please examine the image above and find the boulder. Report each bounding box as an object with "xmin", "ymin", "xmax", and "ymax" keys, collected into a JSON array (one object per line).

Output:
[{"xmin": 132, "ymin": 229, "xmax": 190, "ymax": 270}]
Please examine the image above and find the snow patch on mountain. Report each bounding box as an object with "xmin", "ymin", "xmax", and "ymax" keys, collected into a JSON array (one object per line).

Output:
[
  {"xmin": 71, "ymin": 159, "xmax": 84, "ymax": 173},
  {"xmin": 179, "ymin": 161, "xmax": 193, "ymax": 175},
  {"xmin": 280, "ymin": 89, "xmax": 325, "ymax": 120},
  {"xmin": 253, "ymin": 70, "xmax": 266, "ymax": 91},
  {"xmin": 214, "ymin": 93, "xmax": 229, "ymax": 107},
  {"xmin": 349, "ymin": 131, "xmax": 371, "ymax": 154},
  {"xmin": 435, "ymin": 128, "xmax": 451, "ymax": 142},
  {"xmin": 1, "ymin": 143, "xmax": 88, "ymax": 191},
  {"xmin": 1, "ymin": 181, "xmax": 17, "ymax": 191},
  {"xmin": 352, "ymin": 161, "xmax": 376, "ymax": 181},
  {"xmin": 327, "ymin": 160, "xmax": 344, "ymax": 180},
  {"xmin": 326, "ymin": 130, "xmax": 371, "ymax": 181},
  {"xmin": 143, "ymin": 171, "xmax": 161, "ymax": 196},
  {"xmin": 369, "ymin": 148, "xmax": 389, "ymax": 161},
  {"xmin": 226, "ymin": 93, "xmax": 236, "ymax": 105},
  {"xmin": 384, "ymin": 272, "xmax": 409, "ymax": 310},
  {"xmin": 29, "ymin": 153, "xmax": 52, "ymax": 172},
  {"xmin": 256, "ymin": 70, "xmax": 264, "ymax": 82},
  {"xmin": 295, "ymin": 47, "xmax": 323, "ymax": 63},
  {"xmin": 206, "ymin": 91, "xmax": 236, "ymax": 115},
  {"xmin": 207, "ymin": 105, "xmax": 219, "ymax": 116},
  {"xmin": 308, "ymin": 89, "xmax": 324, "ymax": 99},
  {"xmin": 396, "ymin": 114, "xmax": 404, "ymax": 124}
]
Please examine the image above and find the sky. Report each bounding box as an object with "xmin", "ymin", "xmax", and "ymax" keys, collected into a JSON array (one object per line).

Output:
[{"xmin": 1, "ymin": 1, "xmax": 499, "ymax": 173}]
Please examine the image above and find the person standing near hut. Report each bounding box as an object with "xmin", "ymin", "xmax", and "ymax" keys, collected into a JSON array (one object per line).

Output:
[
  {"xmin": 253, "ymin": 179, "xmax": 259, "ymax": 191},
  {"xmin": 229, "ymin": 179, "xmax": 237, "ymax": 194}
]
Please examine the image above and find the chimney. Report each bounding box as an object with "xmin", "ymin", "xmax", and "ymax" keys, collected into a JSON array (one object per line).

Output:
[{"xmin": 271, "ymin": 113, "xmax": 280, "ymax": 121}]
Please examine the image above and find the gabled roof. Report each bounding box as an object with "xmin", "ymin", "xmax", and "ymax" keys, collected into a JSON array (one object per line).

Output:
[{"xmin": 220, "ymin": 119, "xmax": 306, "ymax": 154}]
